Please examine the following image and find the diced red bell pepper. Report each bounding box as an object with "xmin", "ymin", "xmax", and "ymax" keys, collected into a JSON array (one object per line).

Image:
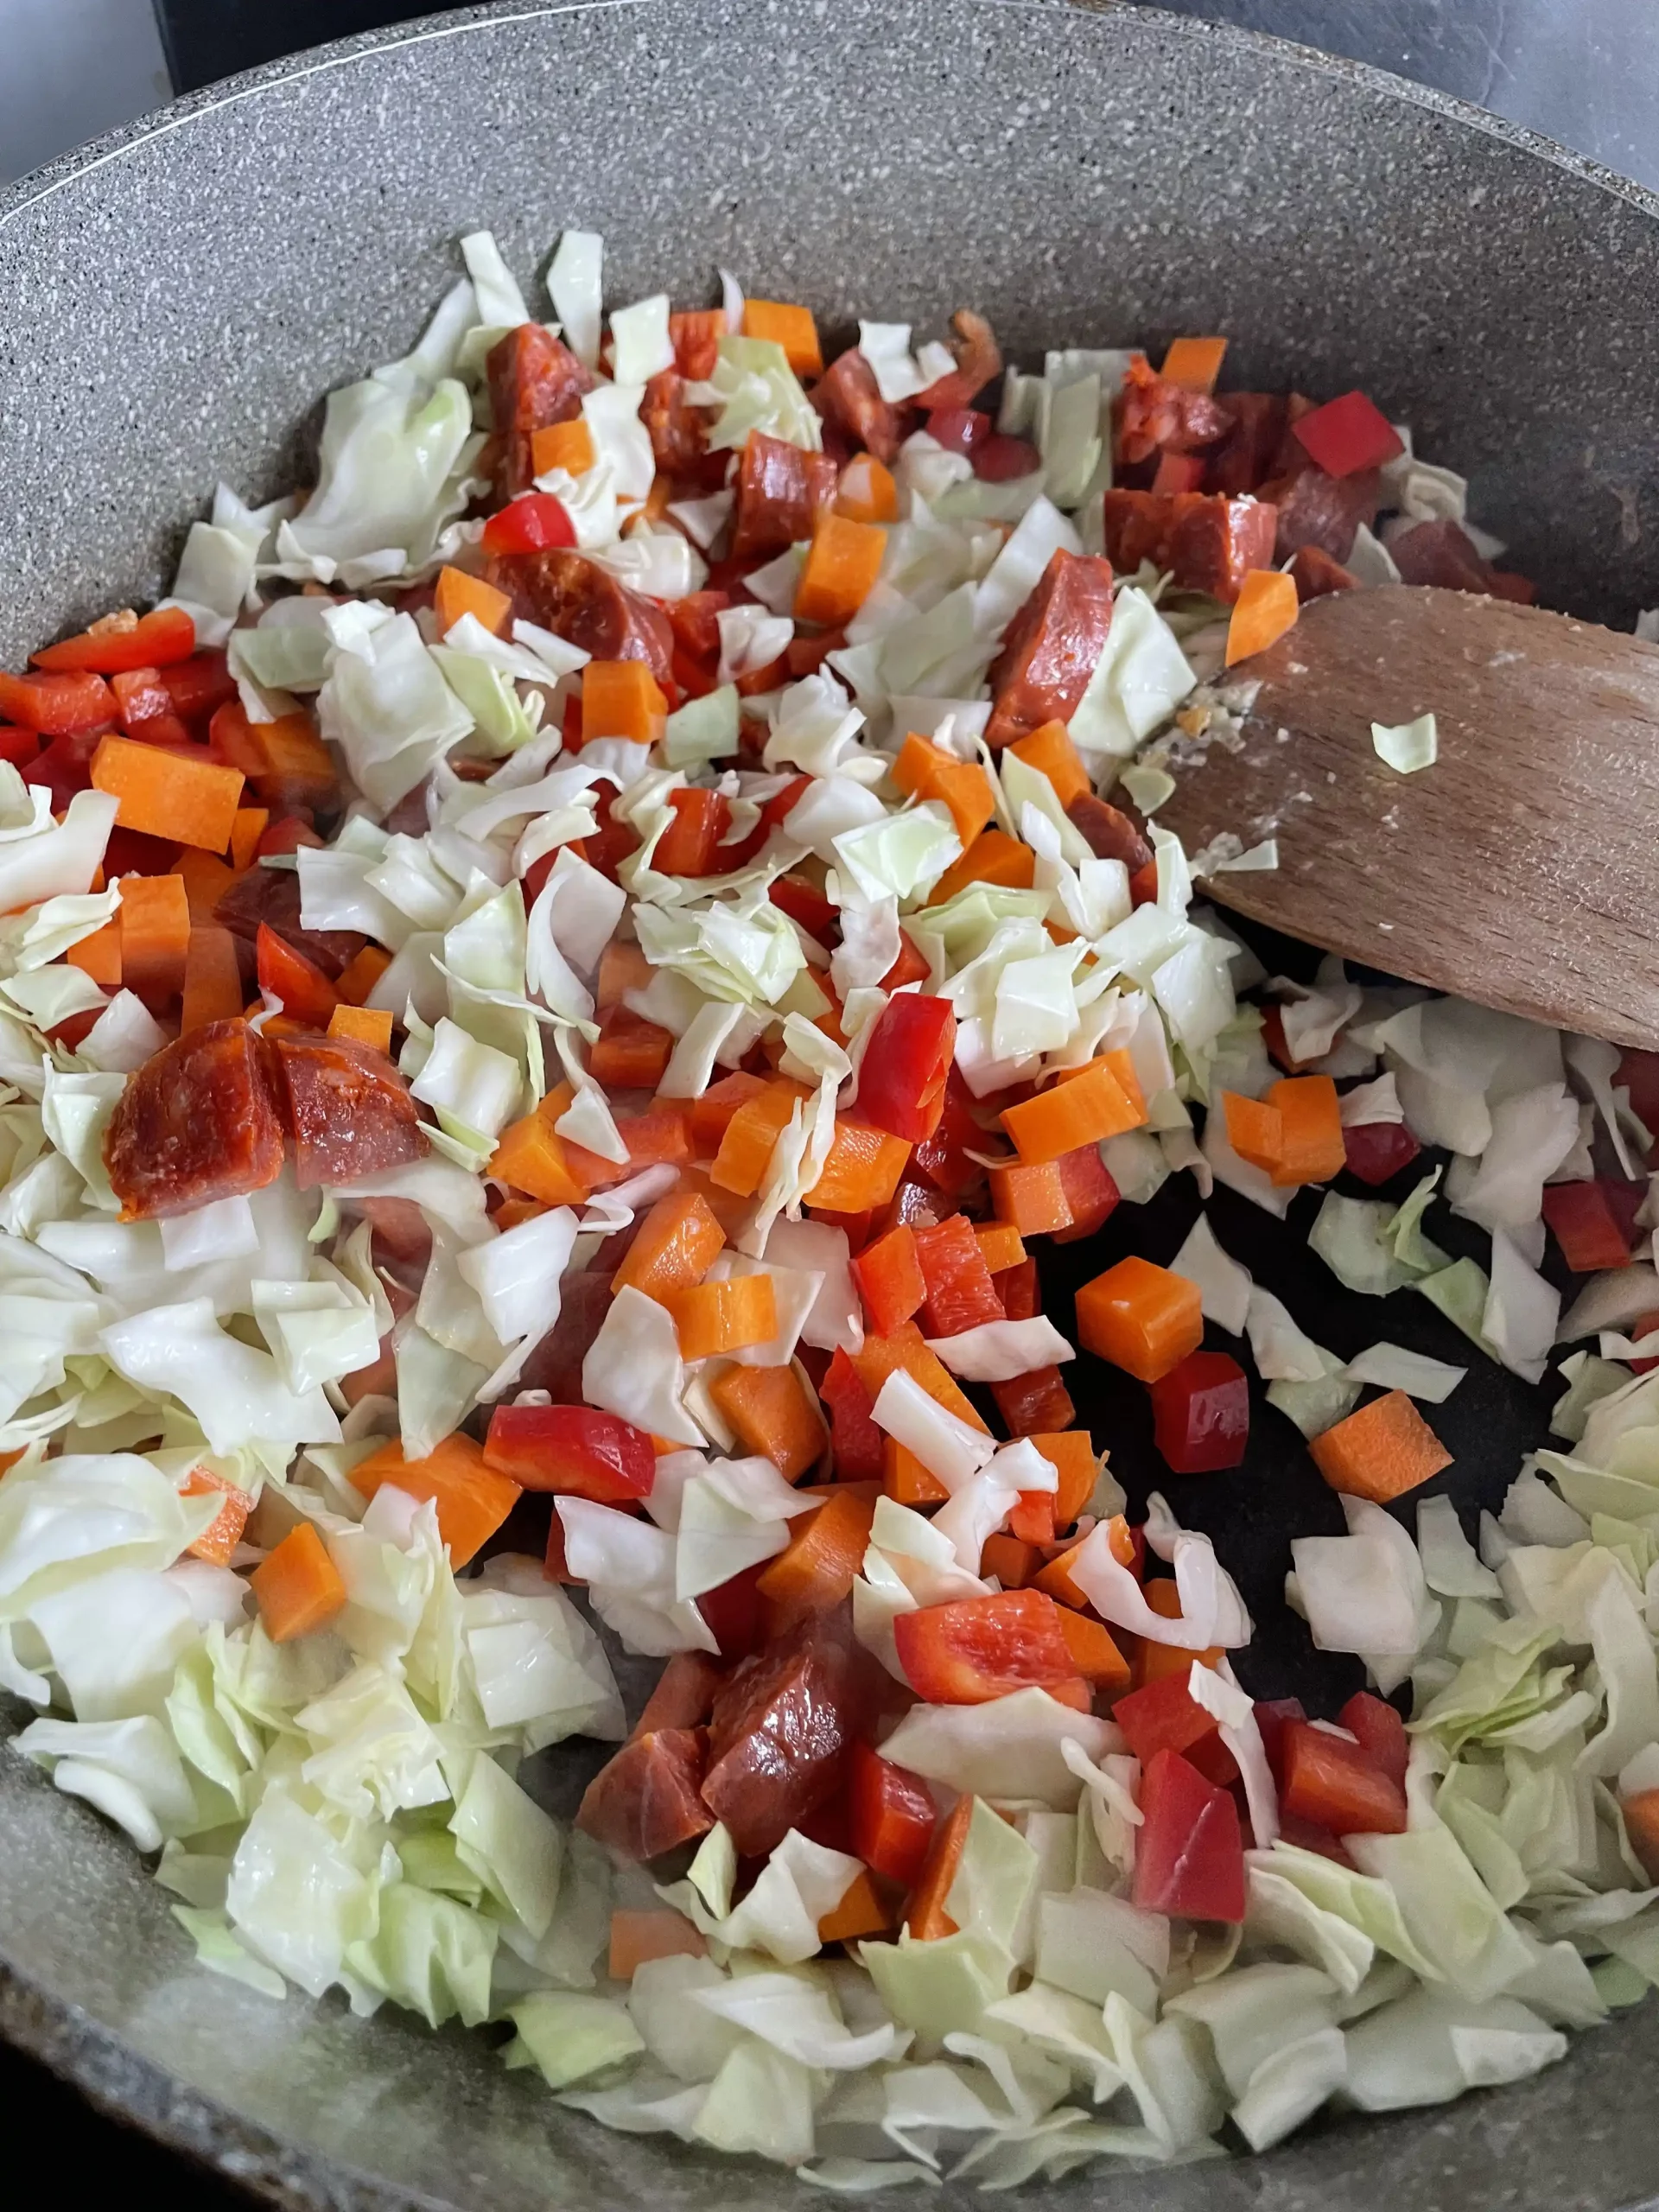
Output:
[
  {"xmin": 1342, "ymin": 1119, "xmax": 1422, "ymax": 1187},
  {"xmin": 851, "ymin": 1224, "xmax": 927, "ymax": 1337},
  {"xmin": 926, "ymin": 406, "xmax": 992, "ymax": 455},
  {"xmin": 1629, "ymin": 1307, "xmax": 1659, "ymax": 1376},
  {"xmin": 1049, "ymin": 1142, "xmax": 1122, "ymax": 1243},
  {"xmin": 878, "ymin": 930, "xmax": 932, "ymax": 994},
  {"xmin": 0, "ymin": 668, "xmax": 116, "ymax": 735},
  {"xmin": 1290, "ymin": 391, "xmax": 1404, "ymax": 480},
  {"xmin": 912, "ymin": 1213, "xmax": 1004, "ymax": 1338},
  {"xmin": 1618, "ymin": 1048, "xmax": 1659, "ymax": 1140},
  {"xmin": 994, "ymin": 1256, "xmax": 1039, "ymax": 1321},
  {"xmin": 1337, "ymin": 1692, "xmax": 1408, "ymax": 1789},
  {"xmin": 1151, "ymin": 450, "xmax": 1208, "ymax": 495},
  {"xmin": 483, "ymin": 1403, "xmax": 656, "ymax": 1502},
  {"xmin": 910, "ymin": 1069, "xmax": 985, "ymax": 1199},
  {"xmin": 849, "ymin": 1741, "xmax": 938, "ymax": 1886},
  {"xmin": 769, "ymin": 871, "xmax": 841, "ymax": 946},
  {"xmin": 32, "ymin": 605, "xmax": 196, "ymax": 673},
  {"xmin": 1132, "ymin": 1748, "xmax": 1246, "ymax": 1923},
  {"xmin": 30, "ymin": 728, "xmax": 102, "ymax": 809},
  {"xmin": 160, "ymin": 649, "xmax": 237, "ymax": 725},
  {"xmin": 653, "ymin": 785, "xmax": 730, "ymax": 876},
  {"xmin": 0, "ymin": 728, "xmax": 40, "ymax": 769},
  {"xmin": 1251, "ymin": 1695, "xmax": 1306, "ymax": 1785},
  {"xmin": 103, "ymin": 825, "xmax": 180, "ymax": 879},
  {"xmin": 1541, "ymin": 1179, "xmax": 1643, "ymax": 1273},
  {"xmin": 256, "ymin": 923, "xmax": 337, "ymax": 1028},
  {"xmin": 716, "ymin": 772, "xmax": 810, "ymax": 871},
  {"xmin": 990, "ymin": 1366, "xmax": 1076, "ymax": 1437},
  {"xmin": 1148, "ymin": 1351, "xmax": 1250, "ymax": 1474},
  {"xmin": 819, "ymin": 1346, "xmax": 887, "ymax": 1481},
  {"xmin": 585, "ymin": 786, "xmax": 639, "ymax": 882},
  {"xmin": 893, "ymin": 1589, "xmax": 1077, "ymax": 1704},
  {"xmin": 481, "ymin": 492, "xmax": 578, "ymax": 556},
  {"xmin": 697, "ymin": 1558, "xmax": 770, "ymax": 1661},
  {"xmin": 856, "ymin": 993, "xmax": 957, "ymax": 1144},
  {"xmin": 111, "ymin": 665, "xmax": 176, "ymax": 734},
  {"xmin": 1281, "ymin": 1719, "xmax": 1407, "ymax": 1835},
  {"xmin": 973, "ymin": 433, "xmax": 1042, "ymax": 481},
  {"xmin": 1113, "ymin": 1669, "xmax": 1230, "ymax": 1773},
  {"xmin": 1129, "ymin": 858, "xmax": 1160, "ymax": 906}
]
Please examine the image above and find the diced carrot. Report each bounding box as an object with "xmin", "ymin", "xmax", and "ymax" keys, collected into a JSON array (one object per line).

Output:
[
  {"xmin": 666, "ymin": 1273, "xmax": 779, "ymax": 1359},
  {"xmin": 836, "ymin": 452, "xmax": 899, "ymax": 524},
  {"xmin": 928, "ymin": 828, "xmax": 1036, "ymax": 906},
  {"xmin": 116, "ymin": 872, "xmax": 190, "ymax": 999},
  {"xmin": 851, "ymin": 1320, "xmax": 989, "ymax": 1435},
  {"xmin": 530, "ymin": 418, "xmax": 598, "ymax": 480},
  {"xmin": 613, "ymin": 1190, "xmax": 727, "ymax": 1301},
  {"xmin": 349, "ymin": 1432, "xmax": 521, "ymax": 1567},
  {"xmin": 709, "ymin": 1362, "xmax": 825, "ymax": 1481},
  {"xmin": 250, "ymin": 1522, "xmax": 346, "ymax": 1643},
  {"xmin": 589, "ymin": 1003, "xmax": 675, "ymax": 1090},
  {"xmin": 1135, "ymin": 1575, "xmax": 1221, "ymax": 1685},
  {"xmin": 1033, "ymin": 1538, "xmax": 1090, "ymax": 1610},
  {"xmin": 583, "ymin": 659, "xmax": 668, "ymax": 747},
  {"xmin": 1309, "ymin": 1389, "xmax": 1454, "ymax": 1503},
  {"xmin": 852, "ymin": 1224, "xmax": 927, "ymax": 1337},
  {"xmin": 1008, "ymin": 719, "xmax": 1090, "ymax": 810},
  {"xmin": 989, "ymin": 1158, "xmax": 1074, "ymax": 1236},
  {"xmin": 214, "ymin": 708, "xmax": 338, "ymax": 817},
  {"xmin": 689, "ymin": 1069, "xmax": 767, "ymax": 1154},
  {"xmin": 1225, "ymin": 569, "xmax": 1299, "ymax": 667},
  {"xmin": 1100, "ymin": 1047, "xmax": 1148, "ymax": 1125},
  {"xmin": 711, "ymin": 1078, "xmax": 810, "ymax": 1197},
  {"xmin": 327, "ymin": 1003, "xmax": 395, "ymax": 1052},
  {"xmin": 91, "ymin": 734, "xmax": 244, "ymax": 852},
  {"xmin": 607, "ymin": 1908, "xmax": 706, "ymax": 1980},
  {"xmin": 182, "ymin": 1467, "xmax": 252, "ymax": 1567},
  {"xmin": 1030, "ymin": 1432, "xmax": 1098, "ymax": 1528},
  {"xmin": 434, "ymin": 564, "xmax": 513, "ymax": 638},
  {"xmin": 1075, "ymin": 1255, "xmax": 1204, "ymax": 1382},
  {"xmin": 1160, "ymin": 335, "xmax": 1228, "ymax": 393},
  {"xmin": 818, "ymin": 1866, "xmax": 892, "ymax": 1943},
  {"xmin": 883, "ymin": 1436, "xmax": 949, "ymax": 1507},
  {"xmin": 67, "ymin": 918, "xmax": 122, "ymax": 988},
  {"xmin": 1008, "ymin": 1488, "xmax": 1057, "ymax": 1544},
  {"xmin": 1044, "ymin": 1678, "xmax": 1095, "ymax": 1713},
  {"xmin": 795, "ymin": 514, "xmax": 887, "ymax": 629},
  {"xmin": 743, "ymin": 298, "xmax": 823, "ymax": 378},
  {"xmin": 1268, "ymin": 1074, "xmax": 1346, "ymax": 1186},
  {"xmin": 172, "ymin": 847, "xmax": 238, "ymax": 925},
  {"xmin": 493, "ymin": 1198, "xmax": 545, "ymax": 1232},
  {"xmin": 905, "ymin": 1793, "xmax": 972, "ymax": 1939},
  {"xmin": 334, "ymin": 944, "xmax": 392, "ymax": 1007},
  {"xmin": 806, "ymin": 1119, "xmax": 912, "ymax": 1212},
  {"xmin": 982, "ymin": 1533, "xmax": 1042, "ymax": 1588},
  {"xmin": 974, "ymin": 1222, "xmax": 1027, "ymax": 1276},
  {"xmin": 595, "ymin": 939, "xmax": 652, "ymax": 1010},
  {"xmin": 1222, "ymin": 1089, "xmax": 1283, "ymax": 1174},
  {"xmin": 229, "ymin": 807, "xmax": 269, "ymax": 872},
  {"xmin": 891, "ymin": 734, "xmax": 996, "ymax": 848},
  {"xmin": 257, "ymin": 922, "xmax": 337, "ymax": 1028},
  {"xmin": 1055, "ymin": 1607, "xmax": 1131, "ymax": 1690},
  {"xmin": 180, "ymin": 925, "xmax": 245, "ymax": 1030},
  {"xmin": 755, "ymin": 1487, "xmax": 879, "ymax": 1633},
  {"xmin": 490, "ymin": 1099, "xmax": 594, "ymax": 1206},
  {"xmin": 1000, "ymin": 1058, "xmax": 1145, "ymax": 1165},
  {"xmin": 1622, "ymin": 1789, "xmax": 1659, "ymax": 1885}
]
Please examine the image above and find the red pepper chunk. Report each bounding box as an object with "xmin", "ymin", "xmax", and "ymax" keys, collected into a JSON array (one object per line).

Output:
[
  {"xmin": 990, "ymin": 1366, "xmax": 1077, "ymax": 1437},
  {"xmin": 912, "ymin": 1214, "xmax": 1004, "ymax": 1338},
  {"xmin": 483, "ymin": 1403, "xmax": 656, "ymax": 1503},
  {"xmin": 0, "ymin": 668, "xmax": 116, "ymax": 735},
  {"xmin": 256, "ymin": 923, "xmax": 337, "ymax": 1029},
  {"xmin": 893, "ymin": 1589, "xmax": 1076, "ymax": 1705},
  {"xmin": 856, "ymin": 994, "xmax": 957, "ymax": 1144},
  {"xmin": 32, "ymin": 605, "xmax": 196, "ymax": 673},
  {"xmin": 1337, "ymin": 1692, "xmax": 1409, "ymax": 1789},
  {"xmin": 909, "ymin": 1069, "xmax": 984, "ymax": 1199},
  {"xmin": 1541, "ymin": 1179, "xmax": 1643, "ymax": 1273},
  {"xmin": 770, "ymin": 871, "xmax": 840, "ymax": 946},
  {"xmin": 1112, "ymin": 1668, "xmax": 1228, "ymax": 1773},
  {"xmin": 1148, "ymin": 1351, "xmax": 1250, "ymax": 1474},
  {"xmin": 819, "ymin": 1347, "xmax": 887, "ymax": 1481},
  {"xmin": 1252, "ymin": 1696, "xmax": 1306, "ymax": 1785},
  {"xmin": 1132, "ymin": 1748, "xmax": 1246, "ymax": 1923},
  {"xmin": 653, "ymin": 786, "xmax": 729, "ymax": 876},
  {"xmin": 481, "ymin": 492, "xmax": 578, "ymax": 556},
  {"xmin": 849, "ymin": 1742, "xmax": 938, "ymax": 1887},
  {"xmin": 1281, "ymin": 1719, "xmax": 1407, "ymax": 1836},
  {"xmin": 1342, "ymin": 1118, "xmax": 1421, "ymax": 1187},
  {"xmin": 1289, "ymin": 390, "xmax": 1404, "ymax": 479},
  {"xmin": 1048, "ymin": 1143, "xmax": 1122, "ymax": 1243}
]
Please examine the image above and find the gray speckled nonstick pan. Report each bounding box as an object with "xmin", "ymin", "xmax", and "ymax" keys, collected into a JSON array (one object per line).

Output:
[{"xmin": 4, "ymin": 2, "xmax": 1659, "ymax": 2206}]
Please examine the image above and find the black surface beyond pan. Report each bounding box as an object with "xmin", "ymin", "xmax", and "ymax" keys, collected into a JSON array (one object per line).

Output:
[{"xmin": 3, "ymin": 3, "xmax": 1659, "ymax": 2209}]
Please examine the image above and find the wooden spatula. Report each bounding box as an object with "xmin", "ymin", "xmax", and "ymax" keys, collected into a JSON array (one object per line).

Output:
[{"xmin": 1154, "ymin": 584, "xmax": 1659, "ymax": 1051}]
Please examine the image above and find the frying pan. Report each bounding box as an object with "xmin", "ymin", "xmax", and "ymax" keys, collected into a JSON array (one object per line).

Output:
[{"xmin": 3, "ymin": 3, "xmax": 1659, "ymax": 2205}]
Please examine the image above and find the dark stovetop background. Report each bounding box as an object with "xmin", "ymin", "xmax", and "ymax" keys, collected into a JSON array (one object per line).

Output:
[{"xmin": 10, "ymin": 0, "xmax": 1656, "ymax": 2203}]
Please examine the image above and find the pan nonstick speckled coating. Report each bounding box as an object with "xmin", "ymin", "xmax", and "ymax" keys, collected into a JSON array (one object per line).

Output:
[{"xmin": 3, "ymin": 3, "xmax": 1659, "ymax": 2209}]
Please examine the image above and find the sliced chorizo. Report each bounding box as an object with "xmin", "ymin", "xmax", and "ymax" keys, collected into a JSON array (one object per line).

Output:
[
  {"xmin": 271, "ymin": 1032, "xmax": 428, "ymax": 1191},
  {"xmin": 913, "ymin": 308, "xmax": 1002, "ymax": 413},
  {"xmin": 669, "ymin": 308, "xmax": 724, "ymax": 381},
  {"xmin": 1259, "ymin": 460, "xmax": 1381, "ymax": 563},
  {"xmin": 1101, "ymin": 490, "xmax": 1278, "ymax": 604},
  {"xmin": 1289, "ymin": 545, "xmax": 1359, "ymax": 602},
  {"xmin": 516, "ymin": 1268, "xmax": 614, "ymax": 1402},
  {"xmin": 1067, "ymin": 791, "xmax": 1153, "ymax": 874},
  {"xmin": 811, "ymin": 349, "xmax": 906, "ymax": 465},
  {"xmin": 985, "ymin": 549, "xmax": 1116, "ymax": 748},
  {"xmin": 641, "ymin": 367, "xmax": 721, "ymax": 487},
  {"xmin": 1206, "ymin": 392, "xmax": 1290, "ymax": 495},
  {"xmin": 486, "ymin": 324, "xmax": 595, "ymax": 499},
  {"xmin": 1388, "ymin": 518, "xmax": 1536, "ymax": 604},
  {"xmin": 700, "ymin": 1609, "xmax": 868, "ymax": 1857},
  {"xmin": 576, "ymin": 1727, "xmax": 715, "ymax": 1862},
  {"xmin": 486, "ymin": 548, "xmax": 674, "ymax": 679},
  {"xmin": 1113, "ymin": 353, "xmax": 1232, "ymax": 473},
  {"xmin": 213, "ymin": 864, "xmax": 363, "ymax": 981},
  {"xmin": 730, "ymin": 430, "xmax": 839, "ymax": 558},
  {"xmin": 104, "ymin": 1019, "xmax": 286, "ymax": 1221},
  {"xmin": 632, "ymin": 1651, "xmax": 728, "ymax": 1738}
]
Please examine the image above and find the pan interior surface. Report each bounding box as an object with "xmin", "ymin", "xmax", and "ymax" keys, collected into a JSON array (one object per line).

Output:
[{"xmin": 2, "ymin": 3, "xmax": 1658, "ymax": 2208}]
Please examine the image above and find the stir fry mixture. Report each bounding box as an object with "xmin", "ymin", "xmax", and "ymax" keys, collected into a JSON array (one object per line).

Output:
[{"xmin": 4, "ymin": 226, "xmax": 1659, "ymax": 2186}]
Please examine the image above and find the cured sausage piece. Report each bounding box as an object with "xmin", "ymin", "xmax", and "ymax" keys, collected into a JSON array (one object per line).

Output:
[
  {"xmin": 641, "ymin": 368, "xmax": 722, "ymax": 488},
  {"xmin": 811, "ymin": 350, "xmax": 906, "ymax": 466},
  {"xmin": 1388, "ymin": 518, "xmax": 1536, "ymax": 604},
  {"xmin": 271, "ymin": 1032, "xmax": 428, "ymax": 1191},
  {"xmin": 700, "ymin": 1609, "xmax": 868, "ymax": 1857},
  {"xmin": 669, "ymin": 308, "xmax": 724, "ymax": 381},
  {"xmin": 1100, "ymin": 490, "xmax": 1279, "ymax": 604},
  {"xmin": 486, "ymin": 324, "xmax": 595, "ymax": 499},
  {"xmin": 104, "ymin": 1019, "xmax": 286, "ymax": 1221},
  {"xmin": 913, "ymin": 308, "xmax": 1002, "ymax": 414},
  {"xmin": 1290, "ymin": 545, "xmax": 1359, "ymax": 601},
  {"xmin": 486, "ymin": 549, "xmax": 675, "ymax": 680},
  {"xmin": 730, "ymin": 430, "xmax": 839, "ymax": 558},
  {"xmin": 516, "ymin": 1268, "xmax": 615, "ymax": 1402},
  {"xmin": 213, "ymin": 865, "xmax": 363, "ymax": 981},
  {"xmin": 576, "ymin": 1726, "xmax": 715, "ymax": 1861},
  {"xmin": 1257, "ymin": 458, "xmax": 1381, "ymax": 563},
  {"xmin": 985, "ymin": 549, "xmax": 1116, "ymax": 748},
  {"xmin": 1113, "ymin": 353, "xmax": 1233, "ymax": 472},
  {"xmin": 1067, "ymin": 791, "xmax": 1154, "ymax": 874},
  {"xmin": 632, "ymin": 1651, "xmax": 728, "ymax": 1738},
  {"xmin": 1207, "ymin": 392, "xmax": 1290, "ymax": 495}
]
